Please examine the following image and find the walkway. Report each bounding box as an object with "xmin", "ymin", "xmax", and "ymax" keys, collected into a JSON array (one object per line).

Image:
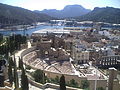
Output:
[
  {"xmin": 14, "ymin": 40, "xmax": 32, "ymax": 67},
  {"xmin": 29, "ymin": 84, "xmax": 57, "ymax": 90},
  {"xmin": 14, "ymin": 49, "xmax": 26, "ymax": 67}
]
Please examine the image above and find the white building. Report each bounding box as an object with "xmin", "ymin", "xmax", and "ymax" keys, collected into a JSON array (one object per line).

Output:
[{"xmin": 72, "ymin": 44, "xmax": 89, "ymax": 64}]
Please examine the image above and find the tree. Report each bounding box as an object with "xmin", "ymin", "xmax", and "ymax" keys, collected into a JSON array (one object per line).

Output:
[
  {"xmin": 51, "ymin": 35, "xmax": 55, "ymax": 48},
  {"xmin": 0, "ymin": 76, "xmax": 4, "ymax": 87},
  {"xmin": 13, "ymin": 55, "xmax": 19, "ymax": 89},
  {"xmin": 60, "ymin": 75, "xmax": 66, "ymax": 90},
  {"xmin": 33, "ymin": 69, "xmax": 44, "ymax": 84},
  {"xmin": 81, "ymin": 80, "xmax": 89, "ymax": 89},
  {"xmin": 18, "ymin": 57, "xmax": 23, "ymax": 70},
  {"xmin": 21, "ymin": 67, "xmax": 29, "ymax": 90},
  {"xmin": 9, "ymin": 57, "xmax": 14, "ymax": 67},
  {"xmin": 69, "ymin": 79, "xmax": 78, "ymax": 88},
  {"xmin": 19, "ymin": 56, "xmax": 29, "ymax": 90},
  {"xmin": 8, "ymin": 57, "xmax": 13, "ymax": 85},
  {"xmin": 97, "ymin": 87, "xmax": 105, "ymax": 90},
  {"xmin": 55, "ymin": 76, "xmax": 59, "ymax": 84},
  {"xmin": 0, "ymin": 34, "xmax": 3, "ymax": 42}
]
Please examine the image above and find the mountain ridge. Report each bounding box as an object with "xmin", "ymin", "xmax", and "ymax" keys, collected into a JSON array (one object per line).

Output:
[
  {"xmin": 76, "ymin": 7, "xmax": 120, "ymax": 24},
  {"xmin": 0, "ymin": 3, "xmax": 54, "ymax": 25},
  {"xmin": 34, "ymin": 4, "xmax": 91, "ymax": 18},
  {"xmin": 0, "ymin": 3, "xmax": 120, "ymax": 25}
]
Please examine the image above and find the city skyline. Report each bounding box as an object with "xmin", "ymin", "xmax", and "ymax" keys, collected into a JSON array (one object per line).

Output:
[{"xmin": 0, "ymin": 0, "xmax": 120, "ymax": 11}]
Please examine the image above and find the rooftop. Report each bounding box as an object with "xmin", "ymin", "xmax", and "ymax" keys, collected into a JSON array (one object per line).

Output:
[{"xmin": 78, "ymin": 66, "xmax": 108, "ymax": 80}]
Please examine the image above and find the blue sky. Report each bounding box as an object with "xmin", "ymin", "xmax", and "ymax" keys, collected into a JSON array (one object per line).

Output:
[{"xmin": 0, "ymin": 0, "xmax": 120, "ymax": 10}]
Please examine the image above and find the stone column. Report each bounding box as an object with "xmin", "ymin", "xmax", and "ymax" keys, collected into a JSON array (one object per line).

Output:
[{"xmin": 108, "ymin": 67, "xmax": 117, "ymax": 90}]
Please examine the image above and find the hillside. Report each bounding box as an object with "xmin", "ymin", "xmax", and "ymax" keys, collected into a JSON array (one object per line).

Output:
[
  {"xmin": 0, "ymin": 3, "xmax": 54, "ymax": 25},
  {"xmin": 77, "ymin": 7, "xmax": 120, "ymax": 24},
  {"xmin": 35, "ymin": 5, "xmax": 91, "ymax": 18}
]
